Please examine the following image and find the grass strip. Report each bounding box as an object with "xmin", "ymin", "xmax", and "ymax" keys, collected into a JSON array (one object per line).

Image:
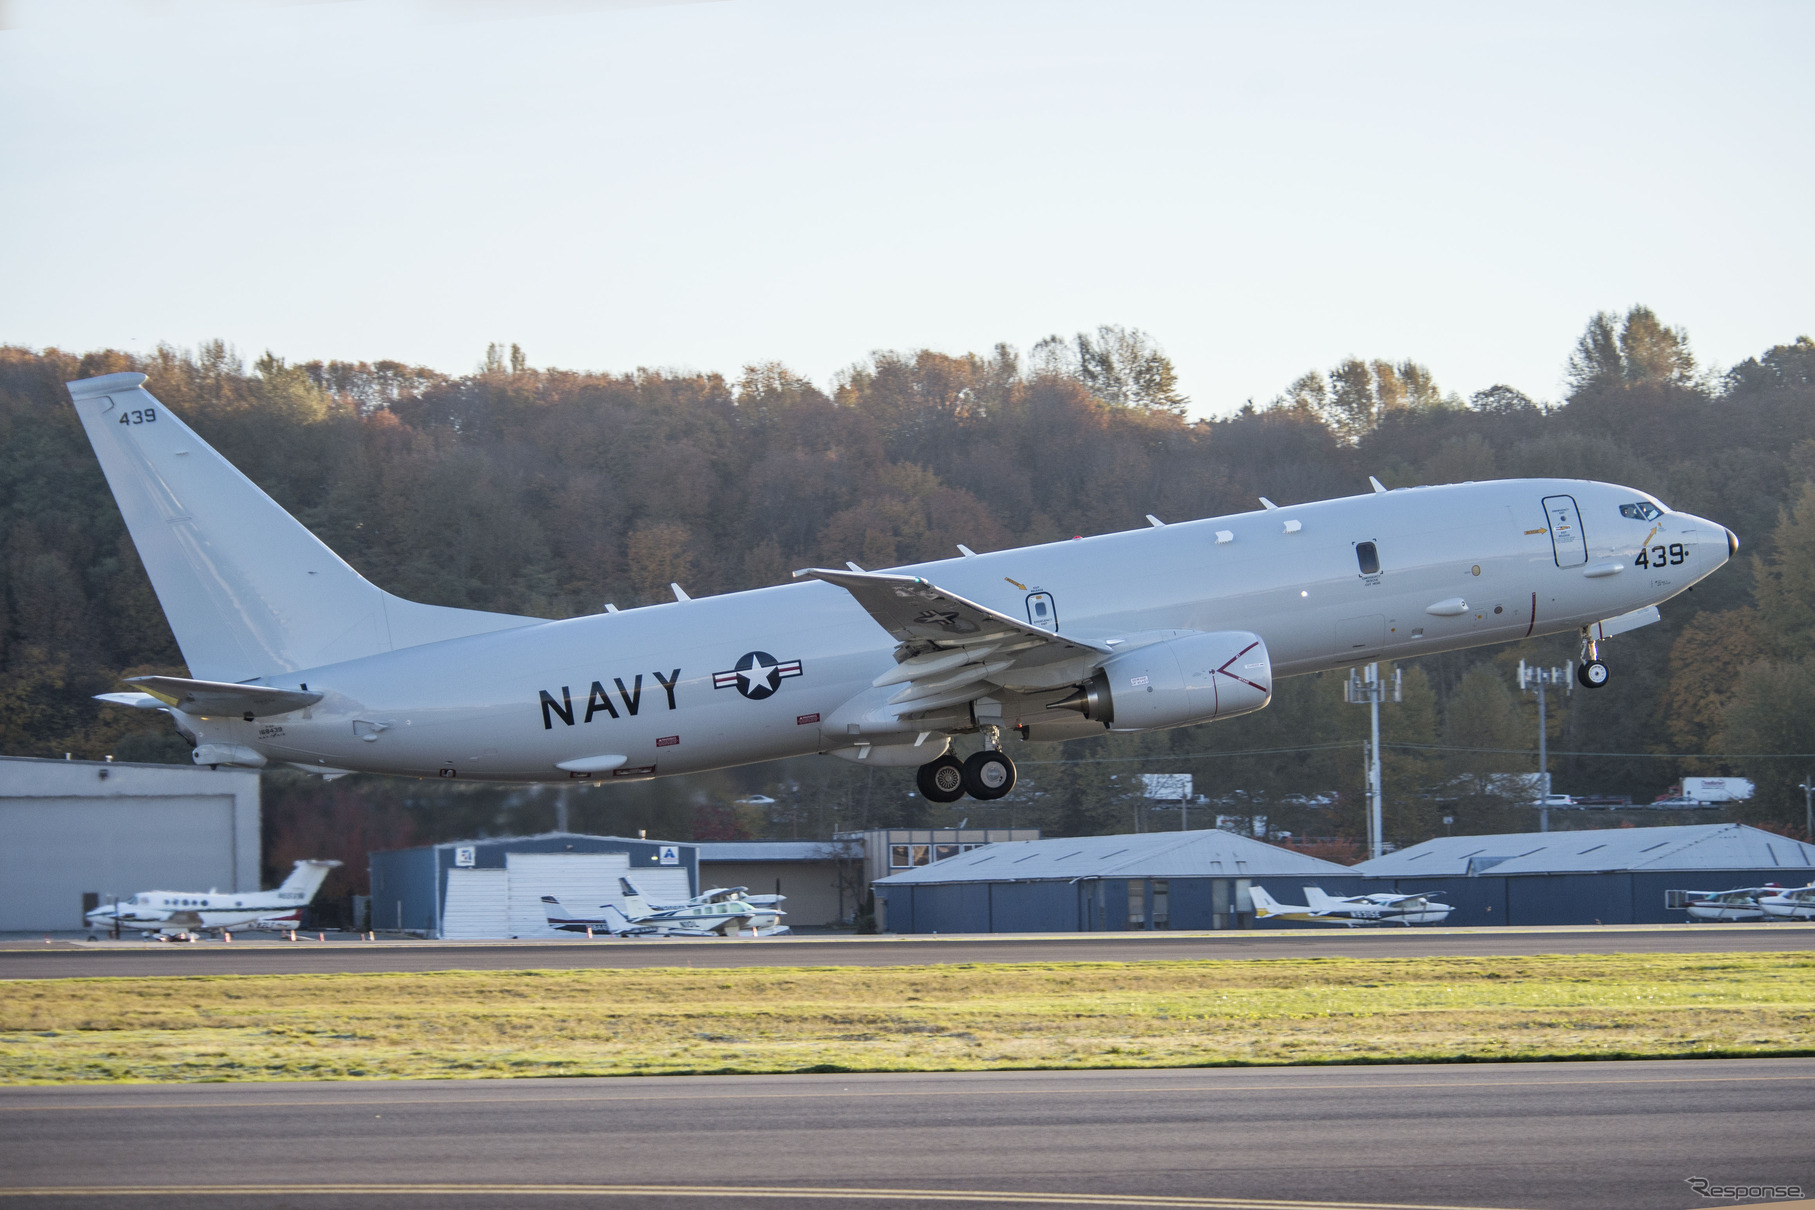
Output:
[{"xmin": 1, "ymin": 951, "xmax": 1812, "ymax": 1083}]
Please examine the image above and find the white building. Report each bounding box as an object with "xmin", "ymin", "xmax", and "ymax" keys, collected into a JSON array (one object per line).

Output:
[{"xmin": 0, "ymin": 755, "xmax": 261, "ymax": 932}]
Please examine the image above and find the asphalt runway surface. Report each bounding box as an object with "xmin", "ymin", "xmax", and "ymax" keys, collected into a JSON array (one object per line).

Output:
[
  {"xmin": 2, "ymin": 923, "xmax": 1812, "ymax": 979},
  {"xmin": 1, "ymin": 1059, "xmax": 1810, "ymax": 1209}
]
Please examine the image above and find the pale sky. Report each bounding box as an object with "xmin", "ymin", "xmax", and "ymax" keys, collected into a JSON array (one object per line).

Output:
[{"xmin": 2, "ymin": 0, "xmax": 1810, "ymax": 416}]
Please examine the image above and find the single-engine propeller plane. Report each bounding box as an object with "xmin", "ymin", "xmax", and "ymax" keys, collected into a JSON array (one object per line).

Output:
[
  {"xmin": 1250, "ymin": 885, "xmax": 1453, "ymax": 926},
  {"xmin": 540, "ymin": 878, "xmax": 785, "ymax": 937},
  {"xmin": 70, "ymin": 372, "xmax": 1737, "ymax": 801},
  {"xmin": 1671, "ymin": 885, "xmax": 1782, "ymax": 921}
]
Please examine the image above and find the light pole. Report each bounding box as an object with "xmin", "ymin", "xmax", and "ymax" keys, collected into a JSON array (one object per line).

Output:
[
  {"xmin": 1801, "ymin": 775, "xmax": 1814, "ymax": 842},
  {"xmin": 1517, "ymin": 660, "xmax": 1571, "ymax": 833},
  {"xmin": 1346, "ymin": 663, "xmax": 1401, "ymax": 860}
]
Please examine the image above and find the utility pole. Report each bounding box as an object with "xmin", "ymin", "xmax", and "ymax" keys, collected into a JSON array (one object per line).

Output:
[
  {"xmin": 1517, "ymin": 660, "xmax": 1571, "ymax": 833},
  {"xmin": 1346, "ymin": 663, "xmax": 1401, "ymax": 860},
  {"xmin": 1801, "ymin": 775, "xmax": 1814, "ymax": 843}
]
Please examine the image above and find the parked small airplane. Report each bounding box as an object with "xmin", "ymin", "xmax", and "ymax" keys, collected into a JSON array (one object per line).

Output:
[
  {"xmin": 1673, "ymin": 886, "xmax": 1781, "ymax": 921},
  {"xmin": 70, "ymin": 371, "xmax": 1736, "ymax": 801},
  {"xmin": 541, "ymin": 878, "xmax": 787, "ymax": 937},
  {"xmin": 1250, "ymin": 885, "xmax": 1453, "ymax": 926},
  {"xmin": 1759, "ymin": 885, "xmax": 1815, "ymax": 921},
  {"xmin": 85, "ymin": 859, "xmax": 341, "ymax": 939},
  {"xmin": 628, "ymin": 880, "xmax": 789, "ymax": 934}
]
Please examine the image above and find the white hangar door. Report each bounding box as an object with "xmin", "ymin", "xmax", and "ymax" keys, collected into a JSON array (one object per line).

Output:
[
  {"xmin": 441, "ymin": 869, "xmax": 509, "ymax": 939},
  {"xmin": 507, "ymin": 853, "xmax": 630, "ymax": 938}
]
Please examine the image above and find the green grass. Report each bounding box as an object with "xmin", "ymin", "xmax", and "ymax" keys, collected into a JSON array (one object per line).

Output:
[{"xmin": 2, "ymin": 952, "xmax": 1812, "ymax": 1083}]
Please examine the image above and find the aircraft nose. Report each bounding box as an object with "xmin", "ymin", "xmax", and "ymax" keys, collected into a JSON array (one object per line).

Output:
[{"xmin": 1726, "ymin": 528, "xmax": 1740, "ymax": 558}]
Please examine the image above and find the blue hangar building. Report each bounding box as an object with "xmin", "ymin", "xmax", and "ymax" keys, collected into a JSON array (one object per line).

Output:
[
  {"xmin": 1350, "ymin": 822, "xmax": 1815, "ymax": 926},
  {"xmin": 872, "ymin": 822, "xmax": 1815, "ymax": 933},
  {"xmin": 873, "ymin": 829, "xmax": 1360, "ymax": 933}
]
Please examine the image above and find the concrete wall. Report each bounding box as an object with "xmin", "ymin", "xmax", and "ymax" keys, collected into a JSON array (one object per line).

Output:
[{"xmin": 0, "ymin": 756, "xmax": 259, "ymax": 931}]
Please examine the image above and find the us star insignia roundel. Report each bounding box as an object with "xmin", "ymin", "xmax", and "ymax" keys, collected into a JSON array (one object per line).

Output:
[{"xmin": 712, "ymin": 651, "xmax": 803, "ymax": 700}]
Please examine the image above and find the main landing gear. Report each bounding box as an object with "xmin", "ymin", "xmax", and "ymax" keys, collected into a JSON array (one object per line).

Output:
[
  {"xmin": 915, "ymin": 731, "xmax": 1018, "ymax": 802},
  {"xmin": 1577, "ymin": 629, "xmax": 1610, "ymax": 689}
]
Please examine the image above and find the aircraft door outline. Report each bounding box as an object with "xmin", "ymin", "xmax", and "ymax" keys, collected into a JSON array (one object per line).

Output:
[
  {"xmin": 1025, "ymin": 591, "xmax": 1058, "ymax": 632},
  {"xmin": 1542, "ymin": 495, "xmax": 1588, "ymax": 567}
]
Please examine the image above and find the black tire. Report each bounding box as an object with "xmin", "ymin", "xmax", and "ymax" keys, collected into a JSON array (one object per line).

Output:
[
  {"xmin": 917, "ymin": 754, "xmax": 967, "ymax": 803},
  {"xmin": 962, "ymin": 751, "xmax": 1017, "ymax": 800},
  {"xmin": 1578, "ymin": 659, "xmax": 1609, "ymax": 689}
]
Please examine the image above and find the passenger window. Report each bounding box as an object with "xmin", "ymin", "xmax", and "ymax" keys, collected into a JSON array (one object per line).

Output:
[{"xmin": 1355, "ymin": 541, "xmax": 1380, "ymax": 575}]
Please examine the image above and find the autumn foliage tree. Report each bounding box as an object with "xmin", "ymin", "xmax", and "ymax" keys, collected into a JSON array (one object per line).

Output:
[{"xmin": 3, "ymin": 308, "xmax": 1814, "ymax": 863}]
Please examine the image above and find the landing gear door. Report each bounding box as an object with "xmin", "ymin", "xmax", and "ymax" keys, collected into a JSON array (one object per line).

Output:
[
  {"xmin": 1542, "ymin": 495, "xmax": 1588, "ymax": 567},
  {"xmin": 1025, "ymin": 591, "xmax": 1058, "ymax": 632}
]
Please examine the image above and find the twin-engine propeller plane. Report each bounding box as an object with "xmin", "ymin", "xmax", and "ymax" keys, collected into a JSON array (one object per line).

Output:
[
  {"xmin": 84, "ymin": 859, "xmax": 341, "ymax": 939},
  {"xmin": 70, "ymin": 372, "xmax": 1737, "ymax": 800},
  {"xmin": 1250, "ymin": 885, "xmax": 1454, "ymax": 926}
]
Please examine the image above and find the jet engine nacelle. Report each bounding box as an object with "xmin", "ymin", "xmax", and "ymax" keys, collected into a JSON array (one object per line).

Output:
[{"xmin": 1050, "ymin": 631, "xmax": 1272, "ymax": 732}]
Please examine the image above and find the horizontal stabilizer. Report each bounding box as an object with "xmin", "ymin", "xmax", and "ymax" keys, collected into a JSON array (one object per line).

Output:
[
  {"xmin": 94, "ymin": 691, "xmax": 167, "ymax": 710},
  {"xmin": 126, "ymin": 675, "xmax": 323, "ymax": 718}
]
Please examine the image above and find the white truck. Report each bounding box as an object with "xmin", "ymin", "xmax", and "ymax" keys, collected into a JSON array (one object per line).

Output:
[{"xmin": 1658, "ymin": 777, "xmax": 1754, "ymax": 805}]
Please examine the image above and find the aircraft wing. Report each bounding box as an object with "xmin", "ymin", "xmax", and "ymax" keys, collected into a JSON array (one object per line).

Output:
[
  {"xmin": 125, "ymin": 675, "xmax": 323, "ymax": 718},
  {"xmin": 795, "ymin": 568, "xmax": 1110, "ymax": 715}
]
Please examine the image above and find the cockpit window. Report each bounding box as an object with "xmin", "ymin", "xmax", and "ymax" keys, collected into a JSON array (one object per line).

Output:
[{"xmin": 1619, "ymin": 502, "xmax": 1662, "ymax": 521}]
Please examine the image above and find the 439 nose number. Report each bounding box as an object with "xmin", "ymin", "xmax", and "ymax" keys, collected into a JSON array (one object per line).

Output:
[{"xmin": 1634, "ymin": 543, "xmax": 1686, "ymax": 568}]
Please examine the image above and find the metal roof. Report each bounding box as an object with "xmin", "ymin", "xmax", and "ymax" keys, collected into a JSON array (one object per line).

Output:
[
  {"xmin": 873, "ymin": 829, "xmax": 1352, "ymax": 886},
  {"xmin": 386, "ymin": 832, "xmax": 689, "ymax": 853},
  {"xmin": 695, "ymin": 841, "xmax": 858, "ymax": 863},
  {"xmin": 1352, "ymin": 823, "xmax": 1815, "ymax": 877}
]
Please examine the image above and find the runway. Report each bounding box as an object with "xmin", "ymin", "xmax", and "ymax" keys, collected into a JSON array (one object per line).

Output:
[
  {"xmin": 2, "ymin": 923, "xmax": 1811, "ymax": 979},
  {"xmin": 1, "ymin": 1059, "xmax": 1810, "ymax": 1208}
]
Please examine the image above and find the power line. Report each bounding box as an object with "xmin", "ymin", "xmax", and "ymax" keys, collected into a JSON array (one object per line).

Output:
[
  {"xmin": 1385, "ymin": 743, "xmax": 1815, "ymax": 759},
  {"xmin": 1018, "ymin": 742, "xmax": 1815, "ymax": 766}
]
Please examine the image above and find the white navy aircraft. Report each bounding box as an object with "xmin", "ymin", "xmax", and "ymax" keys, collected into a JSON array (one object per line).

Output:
[
  {"xmin": 85, "ymin": 859, "xmax": 341, "ymax": 939},
  {"xmin": 1250, "ymin": 885, "xmax": 1453, "ymax": 926},
  {"xmin": 70, "ymin": 371, "xmax": 1737, "ymax": 802}
]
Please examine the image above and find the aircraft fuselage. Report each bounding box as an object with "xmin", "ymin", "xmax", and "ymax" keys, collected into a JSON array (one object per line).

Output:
[{"xmin": 186, "ymin": 477, "xmax": 1728, "ymax": 783}]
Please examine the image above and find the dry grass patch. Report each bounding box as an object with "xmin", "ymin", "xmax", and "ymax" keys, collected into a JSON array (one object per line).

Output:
[{"xmin": 1, "ymin": 952, "xmax": 1811, "ymax": 1083}]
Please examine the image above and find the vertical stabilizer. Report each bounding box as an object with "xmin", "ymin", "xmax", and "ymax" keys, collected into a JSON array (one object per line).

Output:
[
  {"xmin": 275, "ymin": 859, "xmax": 342, "ymax": 902},
  {"xmin": 1303, "ymin": 887, "xmax": 1338, "ymax": 911},
  {"xmin": 1248, "ymin": 886, "xmax": 1282, "ymax": 916},
  {"xmin": 618, "ymin": 876, "xmax": 650, "ymax": 920},
  {"xmin": 66, "ymin": 373, "xmax": 539, "ymax": 683}
]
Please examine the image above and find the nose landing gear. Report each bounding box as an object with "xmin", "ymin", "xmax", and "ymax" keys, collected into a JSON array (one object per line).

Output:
[{"xmin": 1578, "ymin": 630, "xmax": 1610, "ymax": 689}]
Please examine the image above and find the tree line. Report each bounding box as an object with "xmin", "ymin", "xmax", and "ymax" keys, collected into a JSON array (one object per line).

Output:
[{"xmin": 2, "ymin": 313, "xmax": 1811, "ymax": 894}]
